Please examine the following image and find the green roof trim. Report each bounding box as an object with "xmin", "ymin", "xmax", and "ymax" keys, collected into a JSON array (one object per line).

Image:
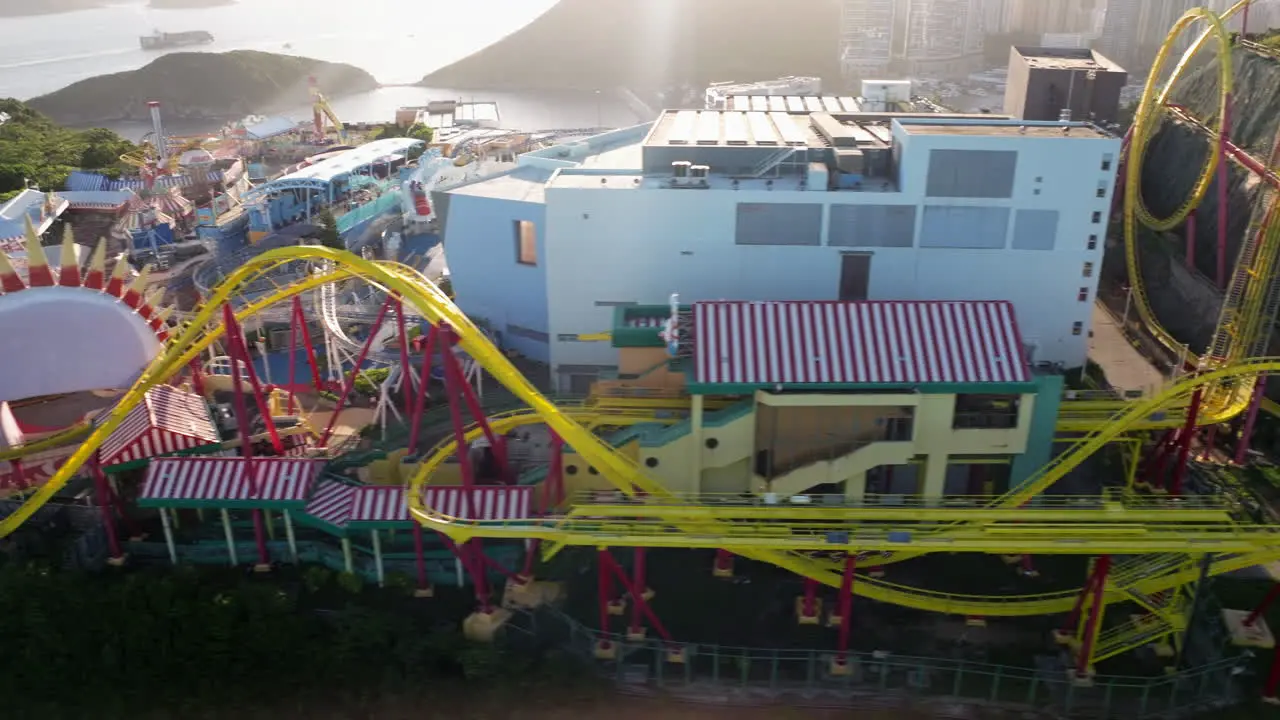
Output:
[
  {"xmin": 102, "ymin": 441, "xmax": 229, "ymax": 473},
  {"xmin": 611, "ymin": 304, "xmax": 689, "ymax": 348}
]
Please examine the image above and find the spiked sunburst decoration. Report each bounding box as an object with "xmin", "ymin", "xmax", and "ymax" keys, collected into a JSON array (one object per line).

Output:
[{"xmin": 0, "ymin": 218, "xmax": 174, "ymax": 342}]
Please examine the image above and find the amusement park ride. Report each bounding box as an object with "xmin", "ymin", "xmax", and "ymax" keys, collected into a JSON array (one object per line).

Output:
[
  {"xmin": 7, "ymin": 0, "xmax": 1280, "ymax": 700},
  {"xmin": 309, "ymin": 76, "xmax": 346, "ymax": 144}
]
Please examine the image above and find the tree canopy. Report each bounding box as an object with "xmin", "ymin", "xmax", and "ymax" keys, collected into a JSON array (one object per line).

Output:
[
  {"xmin": 0, "ymin": 99, "xmax": 136, "ymax": 202},
  {"xmin": 316, "ymin": 208, "xmax": 344, "ymax": 250}
]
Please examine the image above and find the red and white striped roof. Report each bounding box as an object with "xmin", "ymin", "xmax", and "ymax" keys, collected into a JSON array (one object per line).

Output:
[
  {"xmin": 303, "ymin": 483, "xmax": 534, "ymax": 527},
  {"xmin": 99, "ymin": 385, "xmax": 221, "ymax": 466},
  {"xmin": 693, "ymin": 300, "xmax": 1030, "ymax": 386},
  {"xmin": 141, "ymin": 457, "xmax": 322, "ymax": 504},
  {"xmin": 305, "ymin": 481, "xmax": 357, "ymax": 526}
]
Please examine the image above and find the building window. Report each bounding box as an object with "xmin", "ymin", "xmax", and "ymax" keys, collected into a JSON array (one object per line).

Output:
[
  {"xmin": 514, "ymin": 220, "xmax": 537, "ymax": 265},
  {"xmin": 1101, "ymin": 154, "xmax": 1114, "ymax": 172},
  {"xmin": 1087, "ymin": 234, "xmax": 1098, "ymax": 250},
  {"xmin": 953, "ymin": 394, "xmax": 1019, "ymax": 430},
  {"xmin": 1083, "ymin": 261, "xmax": 1094, "ymax": 277},
  {"xmin": 1091, "ymin": 211, "xmax": 1102, "ymax": 224},
  {"xmin": 1078, "ymin": 287, "xmax": 1089, "ymax": 302},
  {"xmin": 1072, "ymin": 321, "xmax": 1084, "ymax": 336},
  {"xmin": 1095, "ymin": 186, "xmax": 1107, "ymax": 198}
]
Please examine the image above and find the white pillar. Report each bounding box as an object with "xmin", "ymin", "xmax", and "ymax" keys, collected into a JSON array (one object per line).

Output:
[
  {"xmin": 341, "ymin": 537, "xmax": 354, "ymax": 573},
  {"xmin": 220, "ymin": 509, "xmax": 238, "ymax": 566},
  {"xmin": 283, "ymin": 510, "xmax": 298, "ymax": 564},
  {"xmin": 371, "ymin": 530, "xmax": 385, "ymax": 586},
  {"xmin": 454, "ymin": 557, "xmax": 465, "ymax": 587},
  {"xmin": 159, "ymin": 506, "xmax": 178, "ymax": 565}
]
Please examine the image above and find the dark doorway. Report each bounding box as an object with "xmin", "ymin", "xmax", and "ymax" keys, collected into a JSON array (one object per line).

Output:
[{"xmin": 839, "ymin": 253, "xmax": 871, "ymax": 301}]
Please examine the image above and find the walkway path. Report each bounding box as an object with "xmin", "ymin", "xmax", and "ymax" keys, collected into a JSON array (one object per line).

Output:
[{"xmin": 1087, "ymin": 303, "xmax": 1167, "ymax": 396}]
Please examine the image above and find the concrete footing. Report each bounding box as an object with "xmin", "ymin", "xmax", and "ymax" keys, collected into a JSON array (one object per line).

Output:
[
  {"xmin": 1222, "ymin": 608, "xmax": 1277, "ymax": 648},
  {"xmin": 462, "ymin": 607, "xmax": 512, "ymax": 643},
  {"xmin": 795, "ymin": 596, "xmax": 823, "ymax": 625}
]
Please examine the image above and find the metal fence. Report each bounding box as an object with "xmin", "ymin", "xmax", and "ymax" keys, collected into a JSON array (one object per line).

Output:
[
  {"xmin": 505, "ymin": 607, "xmax": 1246, "ymax": 719},
  {"xmin": 338, "ymin": 192, "xmax": 402, "ymax": 234}
]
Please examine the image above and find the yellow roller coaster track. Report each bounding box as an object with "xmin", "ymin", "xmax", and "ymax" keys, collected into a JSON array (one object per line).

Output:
[
  {"xmin": 1123, "ymin": 1, "xmax": 1280, "ymax": 423},
  {"xmin": 0, "ymin": 245, "xmax": 1271, "ymax": 623},
  {"xmin": 2, "ymin": 7, "xmax": 1279, "ymax": 626}
]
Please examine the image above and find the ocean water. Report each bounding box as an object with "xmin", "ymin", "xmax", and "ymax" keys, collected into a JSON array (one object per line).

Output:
[{"xmin": 0, "ymin": 0, "xmax": 644, "ymax": 137}]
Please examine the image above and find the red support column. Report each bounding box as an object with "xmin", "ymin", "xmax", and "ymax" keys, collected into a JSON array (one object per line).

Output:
[
  {"xmin": 1057, "ymin": 560, "xmax": 1102, "ymax": 642},
  {"xmin": 1169, "ymin": 389, "xmax": 1204, "ymax": 496},
  {"xmin": 1235, "ymin": 377, "xmax": 1266, "ymax": 465},
  {"xmin": 410, "ymin": 523, "xmax": 433, "ymax": 597},
  {"xmin": 1202, "ymin": 424, "xmax": 1218, "ymax": 462},
  {"xmin": 834, "ymin": 553, "xmax": 857, "ymax": 665},
  {"xmin": 1076, "ymin": 554, "xmax": 1112, "ymax": 678},
  {"xmin": 394, "ymin": 298, "xmax": 414, "ymax": 417},
  {"xmin": 190, "ymin": 355, "xmax": 206, "ymax": 397},
  {"xmin": 90, "ymin": 454, "xmax": 123, "ymax": 563},
  {"xmin": 439, "ymin": 334, "xmax": 479, "ymax": 518},
  {"xmin": 596, "ymin": 548, "xmax": 615, "ymax": 657},
  {"xmin": 220, "ymin": 304, "xmax": 271, "ymax": 570},
  {"xmin": 319, "ymin": 296, "xmax": 394, "ymax": 446},
  {"xmin": 291, "ymin": 296, "xmax": 323, "ymax": 393},
  {"xmin": 1142, "ymin": 430, "xmax": 1177, "ymax": 489},
  {"xmin": 1246, "ymin": 584, "xmax": 1280, "ymax": 627},
  {"xmin": 713, "ymin": 548, "xmax": 734, "ymax": 577},
  {"xmin": 1186, "ymin": 210, "xmax": 1197, "ymax": 270},
  {"xmin": 406, "ymin": 325, "xmax": 439, "ymax": 452},
  {"xmin": 798, "ymin": 576, "xmax": 820, "ymax": 623},
  {"xmin": 437, "ymin": 326, "xmax": 510, "ymax": 483},
  {"xmin": 521, "ymin": 539, "xmax": 541, "ymax": 578},
  {"xmin": 628, "ymin": 547, "xmax": 649, "ymax": 639},
  {"xmin": 467, "ymin": 540, "xmax": 493, "ymax": 613},
  {"xmin": 223, "ymin": 307, "xmax": 283, "ymax": 454},
  {"xmin": 286, "ymin": 297, "xmax": 299, "ymax": 414},
  {"xmin": 1217, "ymin": 99, "xmax": 1232, "ymax": 290},
  {"xmin": 601, "ymin": 549, "xmax": 674, "ymax": 644},
  {"xmin": 542, "ymin": 430, "xmax": 564, "ymax": 511}
]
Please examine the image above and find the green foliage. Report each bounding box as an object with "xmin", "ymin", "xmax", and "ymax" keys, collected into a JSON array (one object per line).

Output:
[
  {"xmin": 0, "ymin": 562, "xmax": 499, "ymax": 718},
  {"xmin": 302, "ymin": 564, "xmax": 333, "ymax": 592},
  {"xmin": 316, "ymin": 208, "xmax": 344, "ymax": 250},
  {"xmin": 0, "ymin": 99, "xmax": 135, "ymax": 201},
  {"xmin": 336, "ymin": 570, "xmax": 364, "ymax": 594},
  {"xmin": 372, "ymin": 122, "xmax": 434, "ymax": 146},
  {"xmin": 353, "ymin": 367, "xmax": 391, "ymax": 395}
]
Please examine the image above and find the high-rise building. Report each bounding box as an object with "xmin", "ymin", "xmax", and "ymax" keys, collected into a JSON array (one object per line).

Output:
[
  {"xmin": 1097, "ymin": 0, "xmax": 1238, "ymax": 71},
  {"xmin": 1003, "ymin": 0, "xmax": 1099, "ymax": 36},
  {"xmin": 840, "ymin": 0, "xmax": 987, "ymax": 85}
]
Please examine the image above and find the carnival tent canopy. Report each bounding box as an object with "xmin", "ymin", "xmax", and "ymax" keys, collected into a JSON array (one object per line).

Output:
[{"xmin": 98, "ymin": 385, "xmax": 220, "ymax": 468}]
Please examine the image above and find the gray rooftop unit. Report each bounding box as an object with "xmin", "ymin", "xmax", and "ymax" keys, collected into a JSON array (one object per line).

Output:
[{"xmin": 811, "ymin": 112, "xmax": 859, "ymax": 148}]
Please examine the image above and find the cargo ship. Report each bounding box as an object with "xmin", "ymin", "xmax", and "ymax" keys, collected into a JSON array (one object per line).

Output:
[{"xmin": 139, "ymin": 30, "xmax": 215, "ymax": 51}]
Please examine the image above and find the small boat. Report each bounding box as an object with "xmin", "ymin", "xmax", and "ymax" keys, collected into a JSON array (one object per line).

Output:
[
  {"xmin": 283, "ymin": 42, "xmax": 293, "ymax": 49},
  {"xmin": 140, "ymin": 30, "xmax": 215, "ymax": 51}
]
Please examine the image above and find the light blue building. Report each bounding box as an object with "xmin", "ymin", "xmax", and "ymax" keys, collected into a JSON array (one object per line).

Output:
[{"xmin": 441, "ymin": 125, "xmax": 652, "ymax": 367}]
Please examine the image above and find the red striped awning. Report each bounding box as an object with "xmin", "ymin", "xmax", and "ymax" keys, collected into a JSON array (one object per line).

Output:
[
  {"xmin": 301, "ymin": 483, "xmax": 535, "ymax": 528},
  {"xmin": 693, "ymin": 300, "xmax": 1030, "ymax": 387},
  {"xmin": 140, "ymin": 457, "xmax": 322, "ymax": 506},
  {"xmin": 305, "ymin": 481, "xmax": 356, "ymax": 526},
  {"xmin": 100, "ymin": 386, "xmax": 221, "ymax": 466}
]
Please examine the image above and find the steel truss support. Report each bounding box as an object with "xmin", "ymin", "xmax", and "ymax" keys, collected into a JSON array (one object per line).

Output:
[
  {"xmin": 1235, "ymin": 376, "xmax": 1267, "ymax": 465},
  {"xmin": 406, "ymin": 324, "xmax": 439, "ymax": 452},
  {"xmin": 1169, "ymin": 388, "xmax": 1204, "ymax": 496},
  {"xmin": 220, "ymin": 303, "xmax": 277, "ymax": 571},
  {"xmin": 286, "ymin": 294, "xmax": 323, "ymax": 414},
  {"xmin": 437, "ymin": 325, "xmax": 510, "ymax": 483},
  {"xmin": 797, "ymin": 576, "xmax": 821, "ymax": 624},
  {"xmin": 319, "ymin": 295, "xmax": 394, "ymax": 447},
  {"xmin": 1074, "ymin": 555, "xmax": 1112, "ymax": 680},
  {"xmin": 89, "ymin": 453, "xmax": 124, "ymax": 564},
  {"xmin": 829, "ymin": 553, "xmax": 857, "ymax": 672},
  {"xmin": 597, "ymin": 548, "xmax": 674, "ymax": 652}
]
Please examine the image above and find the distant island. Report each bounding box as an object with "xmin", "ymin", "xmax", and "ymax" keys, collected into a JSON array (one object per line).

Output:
[
  {"xmin": 148, "ymin": 0, "xmax": 234, "ymax": 8},
  {"xmin": 0, "ymin": 0, "xmax": 102, "ymax": 17},
  {"xmin": 420, "ymin": 0, "xmax": 843, "ymax": 92},
  {"xmin": 26, "ymin": 51, "xmax": 377, "ymax": 125}
]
